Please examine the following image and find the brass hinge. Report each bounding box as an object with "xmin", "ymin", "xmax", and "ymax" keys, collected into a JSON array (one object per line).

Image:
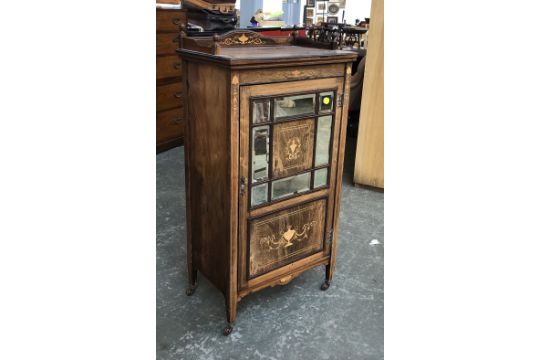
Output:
[
  {"xmin": 337, "ymin": 94, "xmax": 343, "ymax": 107},
  {"xmin": 239, "ymin": 176, "xmax": 246, "ymax": 196}
]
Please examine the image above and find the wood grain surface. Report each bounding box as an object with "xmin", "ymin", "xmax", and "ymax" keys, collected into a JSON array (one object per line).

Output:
[
  {"xmin": 185, "ymin": 61, "xmax": 231, "ymax": 292},
  {"xmin": 354, "ymin": 0, "xmax": 384, "ymax": 188},
  {"xmin": 156, "ymin": 81, "xmax": 183, "ymax": 111},
  {"xmin": 157, "ymin": 55, "xmax": 182, "ymax": 81},
  {"xmin": 156, "ymin": 107, "xmax": 184, "ymax": 143}
]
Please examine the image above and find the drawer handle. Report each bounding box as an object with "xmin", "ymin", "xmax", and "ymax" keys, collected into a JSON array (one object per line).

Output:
[
  {"xmin": 173, "ymin": 117, "xmax": 182, "ymax": 124},
  {"xmin": 174, "ymin": 62, "xmax": 181, "ymax": 70},
  {"xmin": 174, "ymin": 92, "xmax": 182, "ymax": 98},
  {"xmin": 279, "ymin": 275, "xmax": 293, "ymax": 285},
  {"xmin": 172, "ymin": 18, "xmax": 182, "ymax": 25}
]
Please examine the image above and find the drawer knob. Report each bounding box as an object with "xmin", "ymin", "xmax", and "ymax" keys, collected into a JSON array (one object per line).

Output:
[
  {"xmin": 174, "ymin": 92, "xmax": 182, "ymax": 98},
  {"xmin": 174, "ymin": 62, "xmax": 181, "ymax": 70},
  {"xmin": 173, "ymin": 118, "xmax": 182, "ymax": 124},
  {"xmin": 172, "ymin": 18, "xmax": 182, "ymax": 25}
]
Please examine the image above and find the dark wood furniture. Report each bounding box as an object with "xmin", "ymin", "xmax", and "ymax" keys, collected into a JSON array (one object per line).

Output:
[
  {"xmin": 156, "ymin": 5, "xmax": 187, "ymax": 152},
  {"xmin": 178, "ymin": 30, "xmax": 356, "ymax": 336},
  {"xmin": 307, "ymin": 24, "xmax": 369, "ymax": 49}
]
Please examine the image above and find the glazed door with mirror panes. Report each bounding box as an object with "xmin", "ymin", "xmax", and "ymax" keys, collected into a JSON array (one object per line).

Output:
[{"xmin": 238, "ymin": 78, "xmax": 345, "ymax": 289}]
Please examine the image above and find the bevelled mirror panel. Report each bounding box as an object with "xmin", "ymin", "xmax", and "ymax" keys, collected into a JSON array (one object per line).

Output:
[
  {"xmin": 251, "ymin": 183, "xmax": 268, "ymax": 207},
  {"xmin": 313, "ymin": 168, "xmax": 328, "ymax": 188},
  {"xmin": 252, "ymin": 99, "xmax": 270, "ymax": 124},
  {"xmin": 271, "ymin": 172, "xmax": 311, "ymax": 200},
  {"xmin": 274, "ymin": 94, "xmax": 315, "ymax": 119},
  {"xmin": 315, "ymin": 115, "xmax": 332, "ymax": 166},
  {"xmin": 252, "ymin": 126, "xmax": 269, "ymax": 183}
]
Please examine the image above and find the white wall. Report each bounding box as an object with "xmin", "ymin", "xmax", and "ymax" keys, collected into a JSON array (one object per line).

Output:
[
  {"xmin": 263, "ymin": 0, "xmax": 283, "ymax": 13},
  {"xmin": 343, "ymin": 0, "xmax": 371, "ymax": 24},
  {"xmin": 299, "ymin": 0, "xmax": 372, "ymax": 25}
]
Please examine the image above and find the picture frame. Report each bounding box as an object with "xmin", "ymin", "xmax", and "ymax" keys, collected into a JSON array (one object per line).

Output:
[
  {"xmin": 305, "ymin": 18, "xmax": 313, "ymax": 26},
  {"xmin": 329, "ymin": 0, "xmax": 345, "ymax": 7},
  {"xmin": 317, "ymin": 2, "xmax": 326, "ymax": 11},
  {"xmin": 305, "ymin": 8, "xmax": 314, "ymax": 18},
  {"xmin": 306, "ymin": 0, "xmax": 315, "ymax": 7},
  {"xmin": 326, "ymin": 16, "xmax": 338, "ymax": 24},
  {"xmin": 316, "ymin": 16, "xmax": 324, "ymax": 24},
  {"xmin": 327, "ymin": 3, "xmax": 340, "ymax": 14}
]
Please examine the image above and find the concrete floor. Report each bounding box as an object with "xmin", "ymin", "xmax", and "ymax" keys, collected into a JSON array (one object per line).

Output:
[{"xmin": 157, "ymin": 137, "xmax": 384, "ymax": 360}]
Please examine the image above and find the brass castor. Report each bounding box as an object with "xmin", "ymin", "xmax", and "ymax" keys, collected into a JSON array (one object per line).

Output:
[
  {"xmin": 320, "ymin": 280, "xmax": 331, "ymax": 291},
  {"xmin": 223, "ymin": 324, "xmax": 233, "ymax": 336},
  {"xmin": 185, "ymin": 283, "xmax": 197, "ymax": 296}
]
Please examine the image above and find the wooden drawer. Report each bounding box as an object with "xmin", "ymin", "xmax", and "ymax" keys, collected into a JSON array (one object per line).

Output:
[
  {"xmin": 156, "ymin": 9, "xmax": 186, "ymax": 32},
  {"xmin": 157, "ymin": 81, "xmax": 183, "ymax": 111},
  {"xmin": 248, "ymin": 198, "xmax": 327, "ymax": 279},
  {"xmin": 157, "ymin": 33, "xmax": 180, "ymax": 55},
  {"xmin": 157, "ymin": 55, "xmax": 182, "ymax": 81},
  {"xmin": 157, "ymin": 107, "xmax": 184, "ymax": 143}
]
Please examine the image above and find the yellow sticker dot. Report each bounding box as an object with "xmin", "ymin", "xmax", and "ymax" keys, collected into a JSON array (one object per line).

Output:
[{"xmin": 323, "ymin": 97, "xmax": 331, "ymax": 105}]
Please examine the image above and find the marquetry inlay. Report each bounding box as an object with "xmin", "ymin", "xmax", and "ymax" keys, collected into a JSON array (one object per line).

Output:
[
  {"xmin": 260, "ymin": 220, "xmax": 317, "ymax": 250},
  {"xmin": 272, "ymin": 119, "xmax": 315, "ymax": 178},
  {"xmin": 249, "ymin": 199, "xmax": 326, "ymax": 277},
  {"xmin": 221, "ymin": 32, "xmax": 265, "ymax": 46}
]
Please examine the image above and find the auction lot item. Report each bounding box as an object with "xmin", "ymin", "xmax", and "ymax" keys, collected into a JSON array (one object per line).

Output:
[{"xmin": 178, "ymin": 30, "xmax": 356, "ymax": 335}]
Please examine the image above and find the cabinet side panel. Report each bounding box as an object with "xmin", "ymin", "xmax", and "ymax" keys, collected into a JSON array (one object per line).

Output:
[{"xmin": 186, "ymin": 61, "xmax": 230, "ymax": 292}]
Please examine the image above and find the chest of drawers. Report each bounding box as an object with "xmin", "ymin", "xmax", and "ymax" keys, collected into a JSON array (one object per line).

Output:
[
  {"xmin": 178, "ymin": 30, "xmax": 356, "ymax": 335},
  {"xmin": 156, "ymin": 5, "xmax": 187, "ymax": 152}
]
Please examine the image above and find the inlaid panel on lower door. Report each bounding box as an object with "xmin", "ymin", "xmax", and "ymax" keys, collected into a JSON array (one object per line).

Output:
[
  {"xmin": 272, "ymin": 119, "xmax": 315, "ymax": 178},
  {"xmin": 248, "ymin": 198, "xmax": 326, "ymax": 278}
]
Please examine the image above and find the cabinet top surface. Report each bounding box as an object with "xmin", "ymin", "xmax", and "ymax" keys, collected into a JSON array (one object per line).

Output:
[{"xmin": 178, "ymin": 45, "xmax": 357, "ymax": 66}]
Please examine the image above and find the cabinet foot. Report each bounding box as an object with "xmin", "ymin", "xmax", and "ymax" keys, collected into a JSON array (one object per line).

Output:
[
  {"xmin": 185, "ymin": 283, "xmax": 198, "ymax": 296},
  {"xmin": 223, "ymin": 324, "xmax": 233, "ymax": 336},
  {"xmin": 320, "ymin": 280, "xmax": 331, "ymax": 291}
]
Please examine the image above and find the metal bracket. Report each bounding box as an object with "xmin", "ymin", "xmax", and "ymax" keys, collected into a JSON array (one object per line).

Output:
[
  {"xmin": 239, "ymin": 176, "xmax": 246, "ymax": 196},
  {"xmin": 337, "ymin": 94, "xmax": 343, "ymax": 107}
]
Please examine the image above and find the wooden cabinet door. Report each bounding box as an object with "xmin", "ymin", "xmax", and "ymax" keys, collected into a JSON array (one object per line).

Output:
[{"xmin": 238, "ymin": 78, "xmax": 345, "ymax": 290}]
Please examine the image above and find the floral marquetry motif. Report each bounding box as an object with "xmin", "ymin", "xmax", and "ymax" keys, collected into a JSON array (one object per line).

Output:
[
  {"xmin": 249, "ymin": 199, "xmax": 326, "ymax": 277},
  {"xmin": 260, "ymin": 221, "xmax": 317, "ymax": 250},
  {"xmin": 272, "ymin": 119, "xmax": 315, "ymax": 178},
  {"xmin": 220, "ymin": 32, "xmax": 266, "ymax": 46}
]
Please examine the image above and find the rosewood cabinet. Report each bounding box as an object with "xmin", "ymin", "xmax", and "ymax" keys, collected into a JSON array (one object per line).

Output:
[{"xmin": 178, "ymin": 31, "xmax": 356, "ymax": 336}]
